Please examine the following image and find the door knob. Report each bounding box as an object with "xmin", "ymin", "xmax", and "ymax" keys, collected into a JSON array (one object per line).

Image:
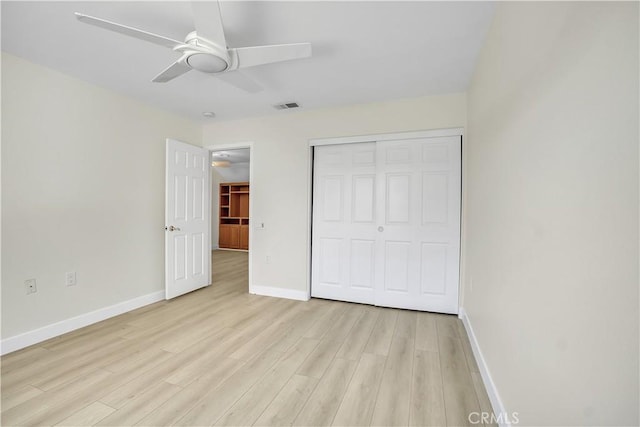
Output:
[
  {"xmin": 378, "ymin": 226, "xmax": 384, "ymax": 232},
  {"xmin": 165, "ymin": 225, "xmax": 181, "ymax": 231}
]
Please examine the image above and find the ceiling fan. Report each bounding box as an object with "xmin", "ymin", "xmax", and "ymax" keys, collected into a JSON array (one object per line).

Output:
[{"xmin": 74, "ymin": 1, "xmax": 312, "ymax": 92}]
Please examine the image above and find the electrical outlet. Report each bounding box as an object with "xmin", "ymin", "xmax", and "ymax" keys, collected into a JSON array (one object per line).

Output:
[
  {"xmin": 65, "ymin": 272, "xmax": 77, "ymax": 286},
  {"xmin": 25, "ymin": 279, "xmax": 37, "ymax": 294}
]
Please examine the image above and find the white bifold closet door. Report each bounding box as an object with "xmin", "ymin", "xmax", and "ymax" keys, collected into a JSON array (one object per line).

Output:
[{"xmin": 311, "ymin": 135, "xmax": 461, "ymax": 314}]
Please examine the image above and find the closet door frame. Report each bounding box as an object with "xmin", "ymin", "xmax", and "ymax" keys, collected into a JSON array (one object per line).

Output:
[{"xmin": 307, "ymin": 127, "xmax": 465, "ymax": 311}]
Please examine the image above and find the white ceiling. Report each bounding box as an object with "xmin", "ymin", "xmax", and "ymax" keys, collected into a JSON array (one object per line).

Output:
[
  {"xmin": 1, "ymin": 1, "xmax": 495, "ymax": 122},
  {"xmin": 212, "ymin": 148, "xmax": 250, "ymax": 181},
  {"xmin": 212, "ymin": 148, "xmax": 250, "ymax": 163}
]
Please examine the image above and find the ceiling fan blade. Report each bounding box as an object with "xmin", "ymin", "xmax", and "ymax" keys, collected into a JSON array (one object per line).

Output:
[
  {"xmin": 191, "ymin": 1, "xmax": 228, "ymax": 48},
  {"xmin": 152, "ymin": 56, "xmax": 192, "ymax": 83},
  {"xmin": 75, "ymin": 13, "xmax": 183, "ymax": 49},
  {"xmin": 215, "ymin": 71, "xmax": 263, "ymax": 93},
  {"xmin": 233, "ymin": 43, "xmax": 312, "ymax": 69}
]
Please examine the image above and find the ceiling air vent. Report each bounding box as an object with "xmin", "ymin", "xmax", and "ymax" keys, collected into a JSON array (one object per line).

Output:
[{"xmin": 273, "ymin": 102, "xmax": 300, "ymax": 110}]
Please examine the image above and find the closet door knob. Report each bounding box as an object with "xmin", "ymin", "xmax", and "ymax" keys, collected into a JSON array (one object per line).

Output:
[{"xmin": 165, "ymin": 225, "xmax": 181, "ymax": 231}]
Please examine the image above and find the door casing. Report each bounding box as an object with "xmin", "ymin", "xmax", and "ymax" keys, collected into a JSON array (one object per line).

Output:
[{"xmin": 206, "ymin": 142, "xmax": 254, "ymax": 294}]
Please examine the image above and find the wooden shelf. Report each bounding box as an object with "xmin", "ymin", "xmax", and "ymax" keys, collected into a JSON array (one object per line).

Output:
[{"xmin": 219, "ymin": 182, "xmax": 249, "ymax": 250}]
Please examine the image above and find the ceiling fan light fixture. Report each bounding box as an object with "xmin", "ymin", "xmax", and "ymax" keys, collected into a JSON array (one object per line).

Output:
[
  {"xmin": 202, "ymin": 111, "xmax": 216, "ymax": 118},
  {"xmin": 187, "ymin": 52, "xmax": 228, "ymax": 73}
]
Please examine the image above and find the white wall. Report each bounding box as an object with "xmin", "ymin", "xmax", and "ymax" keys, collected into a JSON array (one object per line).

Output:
[
  {"xmin": 1, "ymin": 53, "xmax": 201, "ymax": 341},
  {"xmin": 203, "ymin": 94, "xmax": 466, "ymax": 294},
  {"xmin": 463, "ymin": 2, "xmax": 638, "ymax": 425}
]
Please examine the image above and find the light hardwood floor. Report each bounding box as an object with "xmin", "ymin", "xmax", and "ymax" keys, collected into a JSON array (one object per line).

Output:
[{"xmin": 1, "ymin": 250, "xmax": 494, "ymax": 426}]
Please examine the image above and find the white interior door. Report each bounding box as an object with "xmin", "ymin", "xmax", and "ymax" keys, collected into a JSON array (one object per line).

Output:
[
  {"xmin": 311, "ymin": 135, "xmax": 461, "ymax": 314},
  {"xmin": 165, "ymin": 138, "xmax": 211, "ymax": 299},
  {"xmin": 375, "ymin": 136, "xmax": 461, "ymax": 313},
  {"xmin": 311, "ymin": 142, "xmax": 377, "ymax": 304}
]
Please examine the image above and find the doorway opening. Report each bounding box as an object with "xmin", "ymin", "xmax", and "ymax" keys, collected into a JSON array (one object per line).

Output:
[{"xmin": 210, "ymin": 147, "xmax": 252, "ymax": 294}]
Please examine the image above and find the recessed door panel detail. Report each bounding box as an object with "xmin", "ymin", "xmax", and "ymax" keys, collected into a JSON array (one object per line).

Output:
[
  {"xmin": 321, "ymin": 176, "xmax": 343, "ymax": 222},
  {"xmin": 192, "ymin": 233, "xmax": 205, "ymax": 277},
  {"xmin": 353, "ymin": 150, "xmax": 376, "ymax": 166},
  {"xmin": 384, "ymin": 241, "xmax": 410, "ymax": 292},
  {"xmin": 191, "ymin": 154, "xmax": 205, "ymax": 171},
  {"xmin": 386, "ymin": 146, "xmax": 411, "ymax": 164},
  {"xmin": 319, "ymin": 238, "xmax": 342, "ymax": 285},
  {"xmin": 175, "ymin": 150, "xmax": 187, "ymax": 167},
  {"xmin": 174, "ymin": 235, "xmax": 187, "ymax": 281},
  {"xmin": 192, "ymin": 177, "xmax": 204, "ymax": 220},
  {"xmin": 422, "ymin": 144, "xmax": 449, "ymax": 165},
  {"xmin": 350, "ymin": 240, "xmax": 375, "ymax": 288},
  {"xmin": 352, "ymin": 175, "xmax": 375, "ymax": 223},
  {"xmin": 420, "ymin": 244, "xmax": 447, "ymax": 295},
  {"xmin": 317, "ymin": 150, "xmax": 343, "ymax": 167},
  {"xmin": 422, "ymin": 173, "xmax": 448, "ymax": 224},
  {"xmin": 386, "ymin": 174, "xmax": 410, "ymax": 224},
  {"xmin": 174, "ymin": 175, "xmax": 187, "ymax": 221}
]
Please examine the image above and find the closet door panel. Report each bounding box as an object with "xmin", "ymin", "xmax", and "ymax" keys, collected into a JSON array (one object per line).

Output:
[
  {"xmin": 311, "ymin": 143, "xmax": 377, "ymax": 304},
  {"xmin": 375, "ymin": 136, "xmax": 460, "ymax": 314}
]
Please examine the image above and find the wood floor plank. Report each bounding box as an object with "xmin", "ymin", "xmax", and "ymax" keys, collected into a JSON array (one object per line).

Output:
[
  {"xmin": 0, "ymin": 384, "xmax": 43, "ymax": 412},
  {"xmin": 31, "ymin": 337, "xmax": 133, "ymax": 390},
  {"xmin": 1, "ymin": 346, "xmax": 52, "ymax": 374},
  {"xmin": 135, "ymin": 358, "xmax": 246, "ymax": 426},
  {"xmin": 303, "ymin": 302, "xmax": 348, "ymax": 340},
  {"xmin": 443, "ymin": 382, "xmax": 481, "ymax": 427},
  {"xmin": 364, "ymin": 308, "xmax": 398, "ymax": 356},
  {"xmin": 472, "ymin": 372, "xmax": 497, "ymax": 426},
  {"xmin": 394, "ymin": 309, "xmax": 417, "ymax": 340},
  {"xmin": 253, "ymin": 374, "xmax": 318, "ymax": 426},
  {"xmin": 215, "ymin": 338, "xmax": 320, "ymax": 426},
  {"xmin": 332, "ymin": 353, "xmax": 386, "ymax": 426},
  {"xmin": 101, "ymin": 347, "xmax": 173, "ymax": 374},
  {"xmin": 409, "ymin": 350, "xmax": 446, "ymax": 426},
  {"xmin": 296, "ymin": 308, "xmax": 361, "ymax": 379},
  {"xmin": 174, "ymin": 345, "xmax": 285, "ymax": 426},
  {"xmin": 293, "ymin": 358, "xmax": 358, "ymax": 427},
  {"xmin": 165, "ymin": 351, "xmax": 245, "ymax": 388},
  {"xmin": 458, "ymin": 322, "xmax": 480, "ymax": 373},
  {"xmin": 335, "ymin": 308, "xmax": 379, "ymax": 360},
  {"xmin": 436, "ymin": 314, "xmax": 460, "ymax": 338},
  {"xmin": 95, "ymin": 351, "xmax": 177, "ymax": 408},
  {"xmin": 439, "ymin": 334, "xmax": 474, "ymax": 387},
  {"xmin": 228, "ymin": 303, "xmax": 309, "ymax": 361},
  {"xmin": 96, "ymin": 381, "xmax": 182, "ymax": 426},
  {"xmin": 370, "ymin": 336, "xmax": 414, "ymax": 426},
  {"xmin": 54, "ymin": 401, "xmax": 115, "ymax": 426},
  {"xmin": 3, "ymin": 368, "xmax": 113, "ymax": 427},
  {"xmin": 415, "ymin": 311, "xmax": 439, "ymax": 352}
]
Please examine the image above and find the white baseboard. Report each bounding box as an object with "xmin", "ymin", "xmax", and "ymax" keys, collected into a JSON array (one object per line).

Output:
[
  {"xmin": 1, "ymin": 290, "xmax": 164, "ymax": 355},
  {"xmin": 250, "ymin": 285, "xmax": 310, "ymax": 301},
  {"xmin": 458, "ymin": 307, "xmax": 510, "ymax": 427}
]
